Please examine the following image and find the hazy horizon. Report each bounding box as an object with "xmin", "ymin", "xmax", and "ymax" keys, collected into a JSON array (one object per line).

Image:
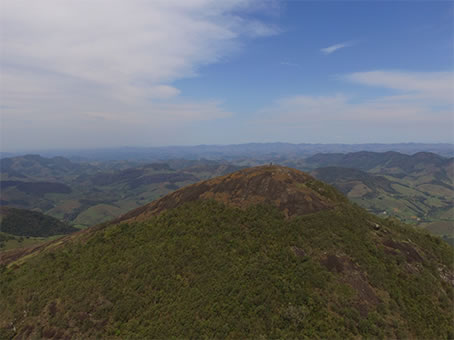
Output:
[{"xmin": 2, "ymin": 142, "xmax": 453, "ymax": 160}]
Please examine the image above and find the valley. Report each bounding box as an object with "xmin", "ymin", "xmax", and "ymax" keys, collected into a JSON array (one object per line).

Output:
[{"xmin": 1, "ymin": 150, "xmax": 452, "ymax": 247}]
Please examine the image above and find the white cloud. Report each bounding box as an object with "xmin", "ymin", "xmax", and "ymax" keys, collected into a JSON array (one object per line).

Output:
[
  {"xmin": 320, "ymin": 41, "xmax": 355, "ymax": 55},
  {"xmin": 345, "ymin": 70, "xmax": 454, "ymax": 101},
  {"xmin": 0, "ymin": 0, "xmax": 278, "ymax": 150},
  {"xmin": 250, "ymin": 71, "xmax": 454, "ymax": 143},
  {"xmin": 148, "ymin": 86, "xmax": 181, "ymax": 100},
  {"xmin": 1, "ymin": 1, "xmax": 278, "ymax": 95}
]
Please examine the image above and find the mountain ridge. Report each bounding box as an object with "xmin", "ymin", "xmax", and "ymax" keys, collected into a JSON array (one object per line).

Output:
[
  {"xmin": 3, "ymin": 143, "xmax": 453, "ymax": 161},
  {"xmin": 114, "ymin": 165, "xmax": 346, "ymax": 224},
  {"xmin": 305, "ymin": 151, "xmax": 453, "ymax": 173}
]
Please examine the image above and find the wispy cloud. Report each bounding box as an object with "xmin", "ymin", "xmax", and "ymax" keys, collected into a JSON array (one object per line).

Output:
[
  {"xmin": 280, "ymin": 61, "xmax": 300, "ymax": 67},
  {"xmin": 321, "ymin": 41, "xmax": 355, "ymax": 55},
  {"xmin": 248, "ymin": 70, "xmax": 454, "ymax": 143},
  {"xmin": 344, "ymin": 70, "xmax": 453, "ymax": 101}
]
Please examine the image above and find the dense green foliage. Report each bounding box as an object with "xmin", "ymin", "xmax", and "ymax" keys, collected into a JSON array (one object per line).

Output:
[
  {"xmin": 1, "ymin": 200, "xmax": 452, "ymax": 339},
  {"xmin": 0, "ymin": 208, "xmax": 77, "ymax": 237}
]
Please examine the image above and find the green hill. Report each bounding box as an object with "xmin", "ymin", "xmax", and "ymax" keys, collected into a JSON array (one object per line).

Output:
[
  {"xmin": 311, "ymin": 166, "xmax": 450, "ymax": 221},
  {"xmin": 0, "ymin": 154, "xmax": 94, "ymax": 181},
  {"xmin": 0, "ymin": 207, "xmax": 77, "ymax": 237},
  {"xmin": 305, "ymin": 152, "xmax": 454, "ymax": 242},
  {"xmin": 311, "ymin": 167, "xmax": 395, "ymax": 195},
  {"xmin": 0, "ymin": 166, "xmax": 452, "ymax": 339}
]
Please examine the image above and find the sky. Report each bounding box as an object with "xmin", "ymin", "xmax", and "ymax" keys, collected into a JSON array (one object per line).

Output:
[{"xmin": 1, "ymin": 0, "xmax": 453, "ymax": 151}]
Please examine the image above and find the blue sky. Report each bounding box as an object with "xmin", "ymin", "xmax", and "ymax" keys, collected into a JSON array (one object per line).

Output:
[{"xmin": 1, "ymin": 0, "xmax": 453, "ymax": 150}]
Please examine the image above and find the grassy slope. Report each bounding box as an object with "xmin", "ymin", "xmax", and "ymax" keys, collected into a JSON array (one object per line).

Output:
[
  {"xmin": 0, "ymin": 232, "xmax": 61, "ymax": 251},
  {"xmin": 1, "ymin": 201, "xmax": 452, "ymax": 339}
]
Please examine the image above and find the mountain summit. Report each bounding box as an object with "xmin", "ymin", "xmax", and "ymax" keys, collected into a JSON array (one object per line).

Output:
[
  {"xmin": 116, "ymin": 165, "xmax": 345, "ymax": 223},
  {"xmin": 0, "ymin": 166, "xmax": 453, "ymax": 339}
]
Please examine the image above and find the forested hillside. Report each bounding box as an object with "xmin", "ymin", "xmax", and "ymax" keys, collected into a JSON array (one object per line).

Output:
[{"xmin": 1, "ymin": 166, "xmax": 452, "ymax": 339}]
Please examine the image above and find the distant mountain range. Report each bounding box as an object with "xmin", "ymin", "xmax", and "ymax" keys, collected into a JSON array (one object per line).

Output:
[
  {"xmin": 2, "ymin": 142, "xmax": 453, "ymax": 161},
  {"xmin": 304, "ymin": 151, "xmax": 452, "ymax": 173}
]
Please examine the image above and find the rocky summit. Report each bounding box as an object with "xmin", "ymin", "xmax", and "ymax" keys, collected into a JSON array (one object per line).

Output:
[{"xmin": 115, "ymin": 165, "xmax": 346, "ymax": 223}]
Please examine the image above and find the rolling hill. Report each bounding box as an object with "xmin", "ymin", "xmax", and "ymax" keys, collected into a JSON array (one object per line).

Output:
[
  {"xmin": 0, "ymin": 155, "xmax": 244, "ymax": 227},
  {"xmin": 0, "ymin": 207, "xmax": 78, "ymax": 252},
  {"xmin": 306, "ymin": 152, "xmax": 454, "ymax": 243},
  {"xmin": 304, "ymin": 151, "xmax": 454, "ymax": 183},
  {"xmin": 311, "ymin": 167, "xmax": 395, "ymax": 196},
  {"xmin": 1, "ymin": 166, "xmax": 452, "ymax": 339},
  {"xmin": 0, "ymin": 154, "xmax": 95, "ymax": 181},
  {"xmin": 0, "ymin": 207, "xmax": 77, "ymax": 238},
  {"xmin": 1, "ymin": 152, "xmax": 452, "ymax": 244},
  {"xmin": 310, "ymin": 166, "xmax": 451, "ymax": 221}
]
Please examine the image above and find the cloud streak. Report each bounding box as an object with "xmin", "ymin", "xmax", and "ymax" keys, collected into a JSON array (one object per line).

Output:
[
  {"xmin": 321, "ymin": 41, "xmax": 355, "ymax": 55},
  {"xmin": 344, "ymin": 70, "xmax": 453, "ymax": 100},
  {"xmin": 280, "ymin": 61, "xmax": 300, "ymax": 67}
]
